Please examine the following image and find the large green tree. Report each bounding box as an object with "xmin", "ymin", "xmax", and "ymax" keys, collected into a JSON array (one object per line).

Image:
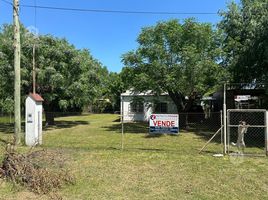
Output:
[
  {"xmin": 219, "ymin": 0, "xmax": 268, "ymax": 83},
  {"xmin": 105, "ymin": 72, "xmax": 124, "ymax": 112},
  {"xmin": 122, "ymin": 19, "xmax": 225, "ymax": 112},
  {"xmin": 91, "ymin": 71, "xmax": 125, "ymax": 113},
  {"xmin": 0, "ymin": 24, "xmax": 107, "ymax": 124}
]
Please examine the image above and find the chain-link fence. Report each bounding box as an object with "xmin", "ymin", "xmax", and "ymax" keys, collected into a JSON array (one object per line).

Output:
[
  {"xmin": 0, "ymin": 112, "xmax": 14, "ymax": 123},
  {"xmin": 180, "ymin": 112, "xmax": 222, "ymax": 132},
  {"xmin": 227, "ymin": 109, "xmax": 267, "ymax": 156},
  {"xmin": 121, "ymin": 112, "xmax": 223, "ymax": 153},
  {"xmin": 0, "ymin": 112, "xmax": 16, "ymax": 135},
  {"xmin": 0, "ymin": 112, "xmax": 84, "ymax": 140}
]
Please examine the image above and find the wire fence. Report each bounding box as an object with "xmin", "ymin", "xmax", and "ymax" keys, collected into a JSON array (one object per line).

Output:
[
  {"xmin": 0, "ymin": 111, "xmax": 224, "ymax": 154},
  {"xmin": 227, "ymin": 109, "xmax": 267, "ymax": 156},
  {"xmin": 0, "ymin": 112, "xmax": 88, "ymax": 139},
  {"xmin": 121, "ymin": 112, "xmax": 223, "ymax": 153}
]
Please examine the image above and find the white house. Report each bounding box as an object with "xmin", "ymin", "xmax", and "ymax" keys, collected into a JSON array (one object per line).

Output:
[{"xmin": 121, "ymin": 90, "xmax": 177, "ymax": 122}]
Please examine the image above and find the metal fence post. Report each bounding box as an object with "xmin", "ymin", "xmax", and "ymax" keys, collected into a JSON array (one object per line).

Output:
[
  {"xmin": 121, "ymin": 95, "xmax": 124, "ymax": 150},
  {"xmin": 265, "ymin": 111, "xmax": 268, "ymax": 156},
  {"xmin": 220, "ymin": 110, "xmax": 223, "ymax": 154},
  {"xmin": 223, "ymin": 83, "xmax": 227, "ymax": 155}
]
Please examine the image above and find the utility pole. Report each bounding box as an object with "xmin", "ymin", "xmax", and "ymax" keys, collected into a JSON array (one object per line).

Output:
[
  {"xmin": 32, "ymin": 0, "xmax": 37, "ymax": 94},
  {"xmin": 33, "ymin": 43, "xmax": 36, "ymax": 94},
  {"xmin": 13, "ymin": 0, "xmax": 21, "ymax": 145}
]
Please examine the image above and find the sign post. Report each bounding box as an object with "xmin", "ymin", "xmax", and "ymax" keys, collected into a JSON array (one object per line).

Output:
[
  {"xmin": 121, "ymin": 95, "xmax": 124, "ymax": 150},
  {"xmin": 149, "ymin": 114, "xmax": 179, "ymax": 134}
]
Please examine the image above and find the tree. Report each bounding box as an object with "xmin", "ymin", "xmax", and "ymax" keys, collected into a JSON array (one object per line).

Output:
[
  {"xmin": 0, "ymin": 24, "xmax": 108, "ymax": 124},
  {"xmin": 122, "ymin": 19, "xmax": 225, "ymax": 113},
  {"xmin": 219, "ymin": 0, "xmax": 268, "ymax": 84},
  {"xmin": 0, "ymin": 24, "xmax": 19, "ymax": 115},
  {"xmin": 108, "ymin": 72, "xmax": 125, "ymax": 112},
  {"xmin": 91, "ymin": 71, "xmax": 125, "ymax": 113},
  {"xmin": 35, "ymin": 36, "xmax": 106, "ymax": 124}
]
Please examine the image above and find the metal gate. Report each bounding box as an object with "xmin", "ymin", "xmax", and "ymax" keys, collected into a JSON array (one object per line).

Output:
[{"xmin": 227, "ymin": 109, "xmax": 267, "ymax": 156}]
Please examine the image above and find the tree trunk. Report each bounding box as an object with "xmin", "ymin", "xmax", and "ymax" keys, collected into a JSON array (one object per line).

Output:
[
  {"xmin": 168, "ymin": 91, "xmax": 187, "ymax": 127},
  {"xmin": 45, "ymin": 112, "xmax": 55, "ymax": 125},
  {"xmin": 168, "ymin": 90, "xmax": 185, "ymax": 112}
]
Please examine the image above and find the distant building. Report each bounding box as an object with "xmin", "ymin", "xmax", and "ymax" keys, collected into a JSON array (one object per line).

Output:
[
  {"xmin": 121, "ymin": 90, "xmax": 177, "ymax": 122},
  {"xmin": 211, "ymin": 84, "xmax": 267, "ymax": 111}
]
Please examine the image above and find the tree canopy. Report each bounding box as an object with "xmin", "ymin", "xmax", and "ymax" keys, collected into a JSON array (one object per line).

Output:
[
  {"xmin": 122, "ymin": 19, "xmax": 226, "ymax": 112},
  {"xmin": 0, "ymin": 24, "xmax": 109, "ymax": 123},
  {"xmin": 1, "ymin": 0, "xmax": 268, "ymax": 120},
  {"xmin": 219, "ymin": 0, "xmax": 268, "ymax": 84}
]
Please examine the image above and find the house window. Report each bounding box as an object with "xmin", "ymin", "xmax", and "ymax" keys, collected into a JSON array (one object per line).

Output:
[
  {"xmin": 130, "ymin": 102, "xmax": 144, "ymax": 113},
  {"xmin": 155, "ymin": 102, "xmax": 168, "ymax": 113}
]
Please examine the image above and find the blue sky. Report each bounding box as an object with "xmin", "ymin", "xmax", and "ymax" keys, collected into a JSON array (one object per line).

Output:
[{"xmin": 0, "ymin": 0, "xmax": 239, "ymax": 72}]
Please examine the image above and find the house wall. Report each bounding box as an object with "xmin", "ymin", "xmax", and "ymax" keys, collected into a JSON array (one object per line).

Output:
[{"xmin": 121, "ymin": 95, "xmax": 177, "ymax": 122}]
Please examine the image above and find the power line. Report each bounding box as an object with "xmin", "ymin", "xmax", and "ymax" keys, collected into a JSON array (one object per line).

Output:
[
  {"xmin": 1, "ymin": 0, "xmax": 218, "ymax": 16},
  {"xmin": 20, "ymin": 4, "xmax": 218, "ymax": 15},
  {"xmin": 0, "ymin": 0, "xmax": 12, "ymax": 6}
]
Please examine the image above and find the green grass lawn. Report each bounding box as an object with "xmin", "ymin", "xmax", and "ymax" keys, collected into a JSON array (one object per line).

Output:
[{"xmin": 0, "ymin": 114, "xmax": 268, "ymax": 200}]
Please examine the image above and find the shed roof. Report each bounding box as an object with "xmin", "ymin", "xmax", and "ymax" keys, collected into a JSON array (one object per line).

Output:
[
  {"xmin": 29, "ymin": 93, "xmax": 44, "ymax": 102},
  {"xmin": 121, "ymin": 90, "xmax": 168, "ymax": 97}
]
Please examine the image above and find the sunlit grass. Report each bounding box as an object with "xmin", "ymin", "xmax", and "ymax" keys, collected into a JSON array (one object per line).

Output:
[{"xmin": 0, "ymin": 114, "xmax": 268, "ymax": 199}]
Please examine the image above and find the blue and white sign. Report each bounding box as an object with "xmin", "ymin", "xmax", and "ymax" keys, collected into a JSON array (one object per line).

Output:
[{"xmin": 149, "ymin": 114, "xmax": 179, "ymax": 134}]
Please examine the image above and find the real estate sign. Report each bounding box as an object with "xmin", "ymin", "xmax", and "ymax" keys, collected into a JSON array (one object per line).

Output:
[{"xmin": 149, "ymin": 114, "xmax": 179, "ymax": 134}]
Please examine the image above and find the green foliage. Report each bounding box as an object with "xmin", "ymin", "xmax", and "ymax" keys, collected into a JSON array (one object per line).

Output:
[
  {"xmin": 94, "ymin": 71, "xmax": 125, "ymax": 112},
  {"xmin": 0, "ymin": 98, "xmax": 13, "ymax": 114},
  {"xmin": 106, "ymin": 72, "xmax": 125, "ymax": 111},
  {"xmin": 219, "ymin": 0, "xmax": 268, "ymax": 83},
  {"xmin": 122, "ymin": 19, "xmax": 225, "ymax": 111},
  {"xmin": 0, "ymin": 24, "xmax": 108, "ymax": 117}
]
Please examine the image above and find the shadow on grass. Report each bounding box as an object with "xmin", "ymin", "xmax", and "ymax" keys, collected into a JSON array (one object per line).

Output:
[
  {"xmin": 194, "ymin": 128, "xmax": 265, "ymax": 149},
  {"xmin": 103, "ymin": 122, "xmax": 180, "ymax": 139},
  {"xmin": 43, "ymin": 120, "xmax": 89, "ymax": 131},
  {"xmin": 101, "ymin": 146, "xmax": 166, "ymax": 152},
  {"xmin": 128, "ymin": 147, "xmax": 166, "ymax": 152},
  {"xmin": 102, "ymin": 122, "xmax": 149, "ymax": 134},
  {"xmin": 0, "ymin": 123, "xmax": 25, "ymax": 135},
  {"xmin": 199, "ymin": 150, "xmax": 223, "ymax": 155},
  {"xmin": 145, "ymin": 134, "xmax": 163, "ymax": 138},
  {"xmin": 65, "ymin": 146, "xmax": 182, "ymax": 154},
  {"xmin": 113, "ymin": 118, "xmax": 121, "ymax": 122},
  {"xmin": 0, "ymin": 137, "xmax": 10, "ymax": 144},
  {"xmin": 0, "ymin": 120, "xmax": 89, "ymax": 134},
  {"xmin": 0, "ymin": 123, "xmax": 14, "ymax": 134}
]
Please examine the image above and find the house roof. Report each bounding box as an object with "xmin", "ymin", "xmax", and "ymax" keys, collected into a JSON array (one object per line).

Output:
[
  {"xmin": 121, "ymin": 90, "xmax": 168, "ymax": 97},
  {"xmin": 29, "ymin": 93, "xmax": 44, "ymax": 102}
]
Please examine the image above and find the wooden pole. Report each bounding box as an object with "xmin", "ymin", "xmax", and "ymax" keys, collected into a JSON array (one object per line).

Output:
[
  {"xmin": 13, "ymin": 0, "xmax": 21, "ymax": 145},
  {"xmin": 32, "ymin": 0, "xmax": 37, "ymax": 94},
  {"xmin": 32, "ymin": 43, "xmax": 36, "ymax": 94},
  {"xmin": 199, "ymin": 126, "xmax": 223, "ymax": 154}
]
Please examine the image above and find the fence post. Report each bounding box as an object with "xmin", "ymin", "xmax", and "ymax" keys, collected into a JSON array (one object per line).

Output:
[
  {"xmin": 220, "ymin": 110, "xmax": 223, "ymax": 153},
  {"xmin": 121, "ymin": 95, "xmax": 124, "ymax": 150},
  {"xmin": 223, "ymin": 83, "xmax": 227, "ymax": 155},
  {"xmin": 265, "ymin": 110, "xmax": 268, "ymax": 156}
]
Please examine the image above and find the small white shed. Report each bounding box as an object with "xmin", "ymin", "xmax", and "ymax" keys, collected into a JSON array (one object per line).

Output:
[{"xmin": 25, "ymin": 93, "xmax": 44, "ymax": 146}]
